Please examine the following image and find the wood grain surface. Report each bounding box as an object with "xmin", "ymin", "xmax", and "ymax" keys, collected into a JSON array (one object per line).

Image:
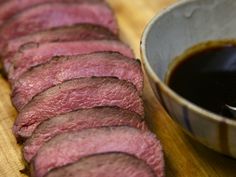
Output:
[{"xmin": 0, "ymin": 0, "xmax": 236, "ymax": 177}]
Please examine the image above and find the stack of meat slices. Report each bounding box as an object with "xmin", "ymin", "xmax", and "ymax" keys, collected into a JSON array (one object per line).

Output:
[{"xmin": 0, "ymin": 0, "xmax": 165, "ymax": 177}]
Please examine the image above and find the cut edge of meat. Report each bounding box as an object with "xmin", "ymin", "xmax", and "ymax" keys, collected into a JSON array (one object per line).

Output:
[
  {"xmin": 0, "ymin": 1, "xmax": 118, "ymax": 51},
  {"xmin": 43, "ymin": 152, "xmax": 156, "ymax": 177},
  {"xmin": 0, "ymin": 0, "xmax": 106, "ymax": 26},
  {"xmin": 13, "ymin": 77, "xmax": 144, "ymax": 140},
  {"xmin": 23, "ymin": 106, "xmax": 147, "ymax": 162},
  {"xmin": 31, "ymin": 126, "xmax": 164, "ymax": 177},
  {"xmin": 11, "ymin": 51, "xmax": 142, "ymax": 110},
  {"xmin": 7, "ymin": 40, "xmax": 134, "ymax": 82},
  {"xmin": 2, "ymin": 23, "xmax": 118, "ymax": 56}
]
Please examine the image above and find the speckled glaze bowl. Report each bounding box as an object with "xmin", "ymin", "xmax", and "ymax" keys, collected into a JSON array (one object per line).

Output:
[{"xmin": 141, "ymin": 0, "xmax": 236, "ymax": 158}]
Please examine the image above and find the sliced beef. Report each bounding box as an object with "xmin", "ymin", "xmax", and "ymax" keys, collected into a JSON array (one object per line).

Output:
[
  {"xmin": 23, "ymin": 107, "xmax": 147, "ymax": 162},
  {"xmin": 13, "ymin": 77, "xmax": 144, "ymax": 139},
  {"xmin": 3, "ymin": 24, "xmax": 117, "ymax": 57},
  {"xmin": 31, "ymin": 126, "xmax": 164, "ymax": 177},
  {"xmin": 0, "ymin": 2, "xmax": 117, "ymax": 49},
  {"xmin": 44, "ymin": 152, "xmax": 156, "ymax": 177},
  {"xmin": 12, "ymin": 52, "xmax": 143, "ymax": 110},
  {"xmin": 6, "ymin": 40, "xmax": 134, "ymax": 82},
  {"xmin": 0, "ymin": 0, "xmax": 105, "ymax": 26}
]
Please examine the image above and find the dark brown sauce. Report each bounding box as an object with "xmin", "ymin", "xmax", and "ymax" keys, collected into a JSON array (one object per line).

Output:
[{"xmin": 167, "ymin": 41, "xmax": 236, "ymax": 119}]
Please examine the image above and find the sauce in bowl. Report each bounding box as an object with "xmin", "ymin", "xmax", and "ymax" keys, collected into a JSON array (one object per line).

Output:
[{"xmin": 167, "ymin": 40, "xmax": 236, "ymax": 119}]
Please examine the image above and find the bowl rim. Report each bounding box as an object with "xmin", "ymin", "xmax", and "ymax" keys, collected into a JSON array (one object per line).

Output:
[{"xmin": 140, "ymin": 0, "xmax": 236, "ymax": 127}]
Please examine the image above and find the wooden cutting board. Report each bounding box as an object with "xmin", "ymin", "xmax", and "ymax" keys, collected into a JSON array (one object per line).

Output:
[{"xmin": 0, "ymin": 0, "xmax": 236, "ymax": 177}]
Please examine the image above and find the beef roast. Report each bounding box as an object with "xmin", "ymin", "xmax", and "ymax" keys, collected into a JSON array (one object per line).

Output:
[
  {"xmin": 12, "ymin": 52, "xmax": 143, "ymax": 110},
  {"xmin": 0, "ymin": 2, "xmax": 117, "ymax": 49},
  {"xmin": 44, "ymin": 152, "xmax": 156, "ymax": 177},
  {"xmin": 0, "ymin": 0, "xmax": 105, "ymax": 26},
  {"xmin": 13, "ymin": 77, "xmax": 144, "ymax": 139},
  {"xmin": 23, "ymin": 107, "xmax": 146, "ymax": 162},
  {"xmin": 6, "ymin": 40, "xmax": 134, "ymax": 82},
  {"xmin": 31, "ymin": 126, "xmax": 164, "ymax": 177},
  {"xmin": 3, "ymin": 24, "xmax": 117, "ymax": 57}
]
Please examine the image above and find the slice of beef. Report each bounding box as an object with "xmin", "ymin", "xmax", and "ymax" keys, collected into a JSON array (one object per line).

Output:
[
  {"xmin": 23, "ymin": 107, "xmax": 147, "ymax": 162},
  {"xmin": 31, "ymin": 126, "xmax": 164, "ymax": 177},
  {"xmin": 6, "ymin": 40, "xmax": 134, "ymax": 82},
  {"xmin": 13, "ymin": 77, "xmax": 144, "ymax": 139},
  {"xmin": 12, "ymin": 52, "xmax": 143, "ymax": 110},
  {"xmin": 0, "ymin": 2, "xmax": 117, "ymax": 50},
  {"xmin": 0, "ymin": 0, "xmax": 105, "ymax": 26},
  {"xmin": 2, "ymin": 24, "xmax": 117, "ymax": 57},
  {"xmin": 44, "ymin": 152, "xmax": 156, "ymax": 177}
]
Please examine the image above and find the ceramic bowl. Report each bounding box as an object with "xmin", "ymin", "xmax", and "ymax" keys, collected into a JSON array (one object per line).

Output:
[{"xmin": 141, "ymin": 0, "xmax": 236, "ymax": 158}]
